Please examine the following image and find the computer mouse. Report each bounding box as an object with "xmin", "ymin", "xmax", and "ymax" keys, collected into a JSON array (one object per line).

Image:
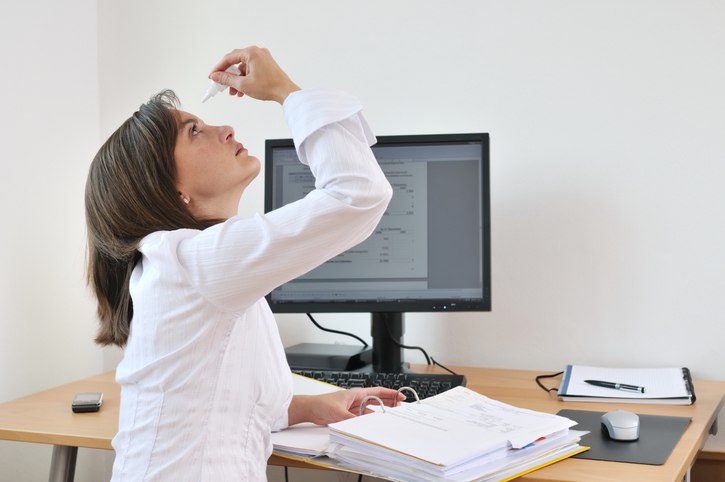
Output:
[{"xmin": 601, "ymin": 409, "xmax": 640, "ymax": 441}]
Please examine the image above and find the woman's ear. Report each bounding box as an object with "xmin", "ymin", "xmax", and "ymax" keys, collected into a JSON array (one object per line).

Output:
[{"xmin": 178, "ymin": 191, "xmax": 190, "ymax": 205}]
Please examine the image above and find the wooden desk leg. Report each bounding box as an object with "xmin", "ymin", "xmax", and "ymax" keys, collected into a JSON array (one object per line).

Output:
[
  {"xmin": 48, "ymin": 445, "xmax": 77, "ymax": 482},
  {"xmin": 685, "ymin": 416, "xmax": 720, "ymax": 482}
]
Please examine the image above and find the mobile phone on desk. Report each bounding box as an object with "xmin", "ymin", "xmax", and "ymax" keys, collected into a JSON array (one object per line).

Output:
[{"xmin": 72, "ymin": 392, "xmax": 103, "ymax": 413}]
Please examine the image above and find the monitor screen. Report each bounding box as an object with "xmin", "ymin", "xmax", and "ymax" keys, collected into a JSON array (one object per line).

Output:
[
  {"xmin": 265, "ymin": 133, "xmax": 490, "ymax": 311},
  {"xmin": 265, "ymin": 133, "xmax": 491, "ymax": 371}
]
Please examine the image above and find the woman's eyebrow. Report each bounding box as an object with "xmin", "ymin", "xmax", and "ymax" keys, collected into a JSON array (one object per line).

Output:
[
  {"xmin": 178, "ymin": 117, "xmax": 200, "ymax": 137},
  {"xmin": 178, "ymin": 118, "xmax": 197, "ymax": 130}
]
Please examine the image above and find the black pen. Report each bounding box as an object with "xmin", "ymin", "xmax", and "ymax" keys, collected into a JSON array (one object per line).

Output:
[{"xmin": 584, "ymin": 379, "xmax": 645, "ymax": 393}]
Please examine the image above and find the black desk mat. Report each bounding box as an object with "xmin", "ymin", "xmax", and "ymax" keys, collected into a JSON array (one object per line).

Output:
[{"xmin": 557, "ymin": 409, "xmax": 691, "ymax": 465}]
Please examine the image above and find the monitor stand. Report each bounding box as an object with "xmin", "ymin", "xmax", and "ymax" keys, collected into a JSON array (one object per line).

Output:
[
  {"xmin": 284, "ymin": 312, "xmax": 414, "ymax": 374},
  {"xmin": 366, "ymin": 312, "xmax": 414, "ymax": 373}
]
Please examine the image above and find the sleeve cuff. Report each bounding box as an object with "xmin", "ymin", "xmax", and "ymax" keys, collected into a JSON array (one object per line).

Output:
[{"xmin": 283, "ymin": 87, "xmax": 376, "ymax": 164}]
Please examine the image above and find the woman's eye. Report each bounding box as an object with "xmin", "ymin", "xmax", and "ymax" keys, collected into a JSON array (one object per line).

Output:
[{"xmin": 191, "ymin": 123, "xmax": 200, "ymax": 136}]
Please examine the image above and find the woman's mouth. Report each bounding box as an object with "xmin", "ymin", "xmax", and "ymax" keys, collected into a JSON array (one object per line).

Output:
[{"xmin": 235, "ymin": 143, "xmax": 246, "ymax": 156}]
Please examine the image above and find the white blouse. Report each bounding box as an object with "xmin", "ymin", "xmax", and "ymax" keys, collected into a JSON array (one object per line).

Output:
[{"xmin": 110, "ymin": 87, "xmax": 392, "ymax": 481}]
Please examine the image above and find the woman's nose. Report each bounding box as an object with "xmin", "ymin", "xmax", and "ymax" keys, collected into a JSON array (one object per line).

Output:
[{"xmin": 220, "ymin": 125, "xmax": 235, "ymax": 142}]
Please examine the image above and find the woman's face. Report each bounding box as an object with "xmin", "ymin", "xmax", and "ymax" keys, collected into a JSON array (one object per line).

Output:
[{"xmin": 173, "ymin": 110, "xmax": 260, "ymax": 219}]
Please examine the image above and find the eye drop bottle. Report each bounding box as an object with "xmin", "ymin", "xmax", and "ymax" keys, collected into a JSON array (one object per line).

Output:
[{"xmin": 201, "ymin": 65, "xmax": 241, "ymax": 103}]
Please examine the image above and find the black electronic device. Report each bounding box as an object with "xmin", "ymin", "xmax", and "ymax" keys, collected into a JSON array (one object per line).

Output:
[
  {"xmin": 71, "ymin": 392, "xmax": 103, "ymax": 413},
  {"xmin": 265, "ymin": 133, "xmax": 491, "ymax": 373},
  {"xmin": 285, "ymin": 343, "xmax": 372, "ymax": 371},
  {"xmin": 292, "ymin": 369, "xmax": 466, "ymax": 401}
]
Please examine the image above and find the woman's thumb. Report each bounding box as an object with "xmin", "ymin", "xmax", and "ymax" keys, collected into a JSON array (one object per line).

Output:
[{"xmin": 210, "ymin": 71, "xmax": 230, "ymax": 85}]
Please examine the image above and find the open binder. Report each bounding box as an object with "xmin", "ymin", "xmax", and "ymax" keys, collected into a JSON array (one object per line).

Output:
[
  {"xmin": 273, "ymin": 378, "xmax": 588, "ymax": 482},
  {"xmin": 557, "ymin": 365, "xmax": 696, "ymax": 405}
]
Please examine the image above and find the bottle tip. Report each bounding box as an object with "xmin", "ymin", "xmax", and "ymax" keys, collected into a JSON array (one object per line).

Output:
[{"xmin": 201, "ymin": 93, "xmax": 211, "ymax": 103}]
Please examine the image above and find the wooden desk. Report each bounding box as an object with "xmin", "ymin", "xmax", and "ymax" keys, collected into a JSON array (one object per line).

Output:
[
  {"xmin": 0, "ymin": 371, "xmax": 118, "ymax": 482},
  {"xmin": 408, "ymin": 365, "xmax": 725, "ymax": 482},
  {"xmin": 1, "ymin": 366, "xmax": 723, "ymax": 482}
]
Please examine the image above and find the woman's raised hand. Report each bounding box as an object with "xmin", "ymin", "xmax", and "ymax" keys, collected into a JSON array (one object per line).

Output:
[{"xmin": 208, "ymin": 46, "xmax": 300, "ymax": 105}]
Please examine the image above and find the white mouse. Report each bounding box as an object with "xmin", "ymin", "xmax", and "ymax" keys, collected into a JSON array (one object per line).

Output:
[{"xmin": 601, "ymin": 409, "xmax": 640, "ymax": 441}]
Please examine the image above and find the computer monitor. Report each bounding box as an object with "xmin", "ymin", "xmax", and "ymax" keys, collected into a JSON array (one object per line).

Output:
[{"xmin": 265, "ymin": 133, "xmax": 491, "ymax": 373}]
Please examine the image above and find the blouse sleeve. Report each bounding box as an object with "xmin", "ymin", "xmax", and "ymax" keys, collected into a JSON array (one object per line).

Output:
[{"xmin": 167, "ymin": 88, "xmax": 393, "ymax": 313}]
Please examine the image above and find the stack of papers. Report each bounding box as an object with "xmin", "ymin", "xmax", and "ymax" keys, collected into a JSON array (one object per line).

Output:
[{"xmin": 272, "ymin": 377, "xmax": 587, "ymax": 481}]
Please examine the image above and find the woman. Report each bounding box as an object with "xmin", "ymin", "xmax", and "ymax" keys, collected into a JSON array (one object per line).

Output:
[{"xmin": 85, "ymin": 46, "xmax": 398, "ymax": 481}]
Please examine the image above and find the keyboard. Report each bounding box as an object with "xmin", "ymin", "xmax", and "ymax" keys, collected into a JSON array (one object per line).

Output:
[{"xmin": 292, "ymin": 369, "xmax": 466, "ymax": 401}]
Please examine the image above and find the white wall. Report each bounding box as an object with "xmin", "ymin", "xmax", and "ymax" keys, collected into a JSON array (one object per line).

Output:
[
  {"xmin": 0, "ymin": 0, "xmax": 116, "ymax": 480},
  {"xmin": 2, "ymin": 1, "xmax": 723, "ymax": 480},
  {"xmin": 96, "ymin": 0, "xmax": 725, "ymax": 375}
]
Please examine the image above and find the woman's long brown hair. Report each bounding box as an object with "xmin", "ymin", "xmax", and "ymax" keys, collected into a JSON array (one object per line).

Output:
[{"xmin": 85, "ymin": 90, "xmax": 220, "ymax": 347}]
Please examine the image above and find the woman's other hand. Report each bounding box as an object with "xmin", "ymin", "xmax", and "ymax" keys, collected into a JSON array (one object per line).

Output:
[
  {"xmin": 208, "ymin": 46, "xmax": 300, "ymax": 105},
  {"xmin": 289, "ymin": 387, "xmax": 405, "ymax": 426}
]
